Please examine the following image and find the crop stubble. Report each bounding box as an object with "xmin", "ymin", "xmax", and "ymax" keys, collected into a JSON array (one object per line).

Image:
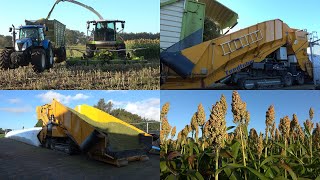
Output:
[{"xmin": 0, "ymin": 62, "xmax": 159, "ymax": 90}]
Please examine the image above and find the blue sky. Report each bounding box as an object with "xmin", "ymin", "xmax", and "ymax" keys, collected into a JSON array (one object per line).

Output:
[
  {"xmin": 0, "ymin": 0, "xmax": 159, "ymax": 35},
  {"xmin": 217, "ymin": 0, "xmax": 320, "ymax": 54},
  {"xmin": 161, "ymin": 90, "xmax": 320, "ymax": 137},
  {"xmin": 0, "ymin": 90, "xmax": 160, "ymax": 130}
]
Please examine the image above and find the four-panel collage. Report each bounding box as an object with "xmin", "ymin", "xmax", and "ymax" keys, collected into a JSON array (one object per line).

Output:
[{"xmin": 0, "ymin": 0, "xmax": 320, "ymax": 179}]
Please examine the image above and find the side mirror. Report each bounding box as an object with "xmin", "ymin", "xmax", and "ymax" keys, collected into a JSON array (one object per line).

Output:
[
  {"xmin": 45, "ymin": 27, "xmax": 49, "ymax": 31},
  {"xmin": 87, "ymin": 23, "xmax": 90, "ymax": 29},
  {"xmin": 9, "ymin": 27, "xmax": 12, "ymax": 32},
  {"xmin": 121, "ymin": 23, "xmax": 125, "ymax": 29}
]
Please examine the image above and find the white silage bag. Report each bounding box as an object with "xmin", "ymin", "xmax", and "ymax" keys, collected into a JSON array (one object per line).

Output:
[
  {"xmin": 310, "ymin": 54, "xmax": 320, "ymax": 84},
  {"xmin": 5, "ymin": 128, "xmax": 42, "ymax": 147}
]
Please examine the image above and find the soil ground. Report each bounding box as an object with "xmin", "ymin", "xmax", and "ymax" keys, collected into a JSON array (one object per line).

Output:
[{"xmin": 0, "ymin": 138, "xmax": 159, "ymax": 180}]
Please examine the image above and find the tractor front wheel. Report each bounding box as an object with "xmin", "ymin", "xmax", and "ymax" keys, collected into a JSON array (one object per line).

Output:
[
  {"xmin": 0, "ymin": 49, "xmax": 14, "ymax": 69},
  {"xmin": 31, "ymin": 48, "xmax": 46, "ymax": 73},
  {"xmin": 86, "ymin": 45, "xmax": 95, "ymax": 58}
]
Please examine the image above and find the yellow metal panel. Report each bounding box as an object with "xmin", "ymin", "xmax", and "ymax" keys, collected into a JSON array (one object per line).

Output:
[
  {"xmin": 75, "ymin": 105, "xmax": 150, "ymax": 151},
  {"xmin": 50, "ymin": 100, "xmax": 94, "ymax": 145},
  {"xmin": 275, "ymin": 20, "xmax": 283, "ymax": 40},
  {"xmin": 75, "ymin": 105, "xmax": 148, "ymax": 135},
  {"xmin": 181, "ymin": 41, "xmax": 211, "ymax": 65},
  {"xmin": 265, "ymin": 21, "xmax": 275, "ymax": 42}
]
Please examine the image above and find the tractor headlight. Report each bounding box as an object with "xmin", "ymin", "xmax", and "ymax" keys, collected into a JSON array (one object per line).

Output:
[{"xmin": 21, "ymin": 43, "xmax": 27, "ymax": 51}]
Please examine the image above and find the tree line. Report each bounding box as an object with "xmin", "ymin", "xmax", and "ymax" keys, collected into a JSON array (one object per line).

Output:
[
  {"xmin": 0, "ymin": 30, "xmax": 159, "ymax": 48},
  {"xmin": 93, "ymin": 98, "xmax": 160, "ymax": 133}
]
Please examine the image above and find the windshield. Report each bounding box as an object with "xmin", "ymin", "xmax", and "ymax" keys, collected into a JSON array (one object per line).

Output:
[
  {"xmin": 19, "ymin": 28, "xmax": 39, "ymax": 40},
  {"xmin": 94, "ymin": 22, "xmax": 116, "ymax": 41}
]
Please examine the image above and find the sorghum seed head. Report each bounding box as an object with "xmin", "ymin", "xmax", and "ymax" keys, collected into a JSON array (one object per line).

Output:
[
  {"xmin": 257, "ymin": 132, "xmax": 264, "ymax": 159},
  {"xmin": 266, "ymin": 105, "xmax": 275, "ymax": 126},
  {"xmin": 279, "ymin": 116, "xmax": 290, "ymax": 139},
  {"xmin": 309, "ymin": 107, "xmax": 314, "ymax": 121},
  {"xmin": 191, "ymin": 112, "xmax": 198, "ymax": 131},
  {"xmin": 196, "ymin": 103, "xmax": 206, "ymax": 126},
  {"xmin": 171, "ymin": 126, "xmax": 176, "ymax": 138},
  {"xmin": 161, "ymin": 102, "xmax": 170, "ymax": 118}
]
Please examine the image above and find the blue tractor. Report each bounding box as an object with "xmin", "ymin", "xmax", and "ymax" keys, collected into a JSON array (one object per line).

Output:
[
  {"xmin": 1, "ymin": 19, "xmax": 66, "ymax": 73},
  {"xmin": 0, "ymin": 24, "xmax": 53, "ymax": 72}
]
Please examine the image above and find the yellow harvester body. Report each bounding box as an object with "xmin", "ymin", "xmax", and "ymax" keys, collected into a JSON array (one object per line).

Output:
[
  {"xmin": 36, "ymin": 99, "xmax": 152, "ymax": 167},
  {"xmin": 161, "ymin": 19, "xmax": 313, "ymax": 89}
]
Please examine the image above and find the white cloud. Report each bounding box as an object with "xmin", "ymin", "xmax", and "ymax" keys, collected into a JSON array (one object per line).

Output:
[
  {"xmin": 8, "ymin": 98, "xmax": 22, "ymax": 104},
  {"xmin": 105, "ymin": 90, "xmax": 128, "ymax": 94},
  {"xmin": 109, "ymin": 98, "xmax": 160, "ymax": 121},
  {"xmin": 37, "ymin": 91, "xmax": 90, "ymax": 104},
  {"xmin": 0, "ymin": 106, "xmax": 32, "ymax": 114}
]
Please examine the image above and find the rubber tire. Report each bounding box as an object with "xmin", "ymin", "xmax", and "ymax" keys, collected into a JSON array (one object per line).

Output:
[
  {"xmin": 46, "ymin": 44, "xmax": 54, "ymax": 69},
  {"xmin": 31, "ymin": 48, "xmax": 46, "ymax": 73},
  {"xmin": 117, "ymin": 43, "xmax": 126, "ymax": 59},
  {"xmin": 61, "ymin": 47, "xmax": 66, "ymax": 62},
  {"xmin": 54, "ymin": 47, "xmax": 66, "ymax": 63},
  {"xmin": 86, "ymin": 45, "xmax": 94, "ymax": 58},
  {"xmin": 237, "ymin": 78, "xmax": 247, "ymax": 90},
  {"xmin": 296, "ymin": 72, "xmax": 305, "ymax": 85},
  {"xmin": 283, "ymin": 72, "xmax": 293, "ymax": 87},
  {"xmin": 0, "ymin": 49, "xmax": 14, "ymax": 69}
]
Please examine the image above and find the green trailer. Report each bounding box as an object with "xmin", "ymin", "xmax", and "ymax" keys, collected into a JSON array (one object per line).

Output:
[{"xmin": 25, "ymin": 19, "xmax": 66, "ymax": 63}]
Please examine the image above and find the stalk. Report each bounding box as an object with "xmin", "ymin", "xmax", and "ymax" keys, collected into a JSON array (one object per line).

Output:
[
  {"xmin": 239, "ymin": 125, "xmax": 246, "ymax": 166},
  {"xmin": 265, "ymin": 126, "xmax": 269, "ymax": 158},
  {"xmin": 215, "ymin": 149, "xmax": 220, "ymax": 180},
  {"xmin": 201, "ymin": 126, "xmax": 205, "ymax": 151},
  {"xmin": 284, "ymin": 139, "xmax": 287, "ymax": 179},
  {"xmin": 310, "ymin": 136, "xmax": 312, "ymax": 163}
]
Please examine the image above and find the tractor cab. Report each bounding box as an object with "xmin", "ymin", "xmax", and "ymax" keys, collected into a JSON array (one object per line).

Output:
[
  {"xmin": 9, "ymin": 25, "xmax": 48, "ymax": 52},
  {"xmin": 87, "ymin": 20, "xmax": 125, "ymax": 42},
  {"xmin": 85, "ymin": 20, "xmax": 126, "ymax": 58}
]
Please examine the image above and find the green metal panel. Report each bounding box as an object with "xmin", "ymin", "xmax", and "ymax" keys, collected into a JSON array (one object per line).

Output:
[
  {"xmin": 180, "ymin": 0, "xmax": 205, "ymax": 40},
  {"xmin": 25, "ymin": 19, "xmax": 66, "ymax": 48},
  {"xmin": 199, "ymin": 0, "xmax": 238, "ymax": 29}
]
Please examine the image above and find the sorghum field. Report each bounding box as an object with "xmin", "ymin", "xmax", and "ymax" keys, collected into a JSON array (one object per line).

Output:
[{"xmin": 160, "ymin": 91, "xmax": 320, "ymax": 180}]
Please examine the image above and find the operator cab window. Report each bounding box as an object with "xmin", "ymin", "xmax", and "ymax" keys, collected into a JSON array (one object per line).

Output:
[
  {"xmin": 95, "ymin": 22, "xmax": 116, "ymax": 41},
  {"xmin": 106, "ymin": 22, "xmax": 115, "ymax": 41},
  {"xmin": 20, "ymin": 28, "xmax": 39, "ymax": 41},
  {"xmin": 39, "ymin": 28, "xmax": 45, "ymax": 41}
]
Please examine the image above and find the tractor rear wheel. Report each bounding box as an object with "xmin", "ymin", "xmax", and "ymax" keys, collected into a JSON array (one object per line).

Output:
[
  {"xmin": 0, "ymin": 49, "xmax": 14, "ymax": 69},
  {"xmin": 54, "ymin": 47, "xmax": 66, "ymax": 63},
  {"xmin": 31, "ymin": 48, "xmax": 46, "ymax": 73},
  {"xmin": 46, "ymin": 44, "xmax": 54, "ymax": 69}
]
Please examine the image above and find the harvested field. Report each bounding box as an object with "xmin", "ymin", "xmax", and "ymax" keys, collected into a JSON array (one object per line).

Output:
[
  {"xmin": 0, "ymin": 138, "xmax": 159, "ymax": 180},
  {"xmin": 0, "ymin": 62, "xmax": 159, "ymax": 89}
]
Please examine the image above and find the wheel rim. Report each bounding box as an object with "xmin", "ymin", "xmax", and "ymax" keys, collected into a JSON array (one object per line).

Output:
[
  {"xmin": 41, "ymin": 53, "xmax": 45, "ymax": 68},
  {"xmin": 285, "ymin": 74, "xmax": 292, "ymax": 85},
  {"xmin": 49, "ymin": 49, "xmax": 53, "ymax": 65}
]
